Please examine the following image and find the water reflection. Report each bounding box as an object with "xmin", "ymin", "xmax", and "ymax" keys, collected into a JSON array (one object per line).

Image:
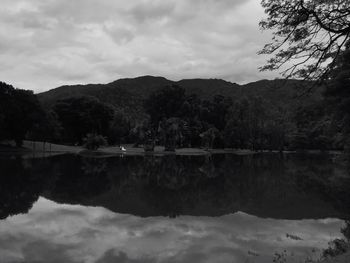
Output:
[
  {"xmin": 0, "ymin": 153, "xmax": 349, "ymax": 262},
  {"xmin": 0, "ymin": 198, "xmax": 345, "ymax": 263},
  {"xmin": 0, "ymin": 156, "xmax": 48, "ymax": 219},
  {"xmin": 1, "ymin": 153, "xmax": 350, "ymax": 219}
]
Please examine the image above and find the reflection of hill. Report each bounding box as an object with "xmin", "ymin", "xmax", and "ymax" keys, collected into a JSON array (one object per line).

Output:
[
  {"xmin": 41, "ymin": 154, "xmax": 350, "ymax": 220},
  {"xmin": 0, "ymin": 154, "xmax": 348, "ymax": 220}
]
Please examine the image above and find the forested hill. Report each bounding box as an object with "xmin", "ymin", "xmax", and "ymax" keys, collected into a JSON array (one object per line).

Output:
[
  {"xmin": 2, "ymin": 76, "xmax": 334, "ymax": 150},
  {"xmin": 37, "ymin": 76, "xmax": 323, "ymax": 116}
]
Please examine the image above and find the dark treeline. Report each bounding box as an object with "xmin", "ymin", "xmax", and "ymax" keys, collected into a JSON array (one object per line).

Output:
[
  {"xmin": 134, "ymin": 80, "xmax": 346, "ymax": 151},
  {"xmin": 0, "ymin": 82, "xmax": 345, "ymax": 151},
  {"xmin": 0, "ymin": 46, "xmax": 349, "ymax": 151}
]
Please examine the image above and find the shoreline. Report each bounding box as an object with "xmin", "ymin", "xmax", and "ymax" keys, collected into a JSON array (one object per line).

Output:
[{"xmin": 0, "ymin": 140, "xmax": 345, "ymax": 158}]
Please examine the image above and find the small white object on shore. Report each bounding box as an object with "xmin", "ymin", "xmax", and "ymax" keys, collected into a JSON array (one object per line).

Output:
[{"xmin": 120, "ymin": 146, "xmax": 126, "ymax": 151}]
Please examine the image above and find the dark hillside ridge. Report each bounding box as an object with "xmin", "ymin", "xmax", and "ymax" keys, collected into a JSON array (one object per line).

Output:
[{"xmin": 38, "ymin": 76, "xmax": 324, "ymax": 118}]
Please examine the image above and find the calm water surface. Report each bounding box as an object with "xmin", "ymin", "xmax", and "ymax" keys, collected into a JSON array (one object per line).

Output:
[{"xmin": 0, "ymin": 153, "xmax": 350, "ymax": 263}]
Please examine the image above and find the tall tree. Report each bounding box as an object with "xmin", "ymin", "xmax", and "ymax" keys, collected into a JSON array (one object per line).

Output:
[
  {"xmin": 144, "ymin": 84, "xmax": 186, "ymax": 125},
  {"xmin": 0, "ymin": 82, "xmax": 43, "ymax": 146},
  {"xmin": 259, "ymin": 0, "xmax": 350, "ymax": 81},
  {"xmin": 27, "ymin": 110, "xmax": 62, "ymax": 148},
  {"xmin": 53, "ymin": 96, "xmax": 114, "ymax": 144},
  {"xmin": 324, "ymin": 43, "xmax": 350, "ymax": 148},
  {"xmin": 107, "ymin": 110, "xmax": 131, "ymax": 145}
]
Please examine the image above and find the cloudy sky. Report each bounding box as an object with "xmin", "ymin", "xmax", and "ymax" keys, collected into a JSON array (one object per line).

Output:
[{"xmin": 0, "ymin": 0, "xmax": 278, "ymax": 93}]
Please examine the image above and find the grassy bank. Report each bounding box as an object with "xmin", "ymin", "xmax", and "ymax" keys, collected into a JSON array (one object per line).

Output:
[
  {"xmin": 0, "ymin": 140, "xmax": 345, "ymax": 158},
  {"xmin": 0, "ymin": 140, "xmax": 256, "ymax": 157}
]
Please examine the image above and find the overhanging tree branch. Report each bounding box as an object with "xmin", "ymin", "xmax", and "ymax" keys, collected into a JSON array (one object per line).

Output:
[{"xmin": 259, "ymin": 0, "xmax": 350, "ymax": 82}]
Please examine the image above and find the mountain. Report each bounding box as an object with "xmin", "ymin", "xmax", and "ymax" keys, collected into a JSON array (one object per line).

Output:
[
  {"xmin": 37, "ymin": 75, "xmax": 324, "ymax": 118},
  {"xmin": 38, "ymin": 76, "xmax": 172, "ymax": 117}
]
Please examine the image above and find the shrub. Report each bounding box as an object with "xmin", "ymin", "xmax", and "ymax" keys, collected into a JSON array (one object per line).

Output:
[{"xmin": 83, "ymin": 134, "xmax": 107, "ymax": 150}]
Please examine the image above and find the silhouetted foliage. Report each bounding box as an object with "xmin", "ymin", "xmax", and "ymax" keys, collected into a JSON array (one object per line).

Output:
[
  {"xmin": 142, "ymin": 83, "xmax": 344, "ymax": 151},
  {"xmin": 53, "ymin": 96, "xmax": 114, "ymax": 144},
  {"xmin": 28, "ymin": 110, "xmax": 62, "ymax": 145},
  {"xmin": 36, "ymin": 75, "xmax": 348, "ymax": 151},
  {"xmin": 200, "ymin": 95, "xmax": 233, "ymax": 131},
  {"xmin": 325, "ymin": 44, "xmax": 350, "ymax": 143},
  {"xmin": 144, "ymin": 84, "xmax": 187, "ymax": 125},
  {"xmin": 0, "ymin": 82, "xmax": 43, "ymax": 146},
  {"xmin": 1, "ymin": 76, "xmax": 346, "ymax": 152},
  {"xmin": 83, "ymin": 133, "xmax": 107, "ymax": 150},
  {"xmin": 144, "ymin": 85, "xmax": 235, "ymax": 150},
  {"xmin": 45, "ymin": 155, "xmax": 111, "ymax": 203},
  {"xmin": 322, "ymin": 222, "xmax": 350, "ymax": 259},
  {"xmin": 107, "ymin": 111, "xmax": 131, "ymax": 145},
  {"xmin": 0, "ymin": 157, "xmax": 48, "ymax": 219},
  {"xmin": 200, "ymin": 127, "xmax": 219, "ymax": 149},
  {"xmin": 260, "ymin": 0, "xmax": 350, "ymax": 81},
  {"xmin": 158, "ymin": 118, "xmax": 187, "ymax": 151}
]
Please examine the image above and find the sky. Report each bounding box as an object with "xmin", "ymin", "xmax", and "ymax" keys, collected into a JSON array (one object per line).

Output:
[
  {"xmin": 0, "ymin": 198, "xmax": 343, "ymax": 263},
  {"xmin": 0, "ymin": 0, "xmax": 279, "ymax": 93}
]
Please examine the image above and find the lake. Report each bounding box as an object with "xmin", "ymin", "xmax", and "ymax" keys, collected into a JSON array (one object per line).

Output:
[{"xmin": 0, "ymin": 153, "xmax": 349, "ymax": 263}]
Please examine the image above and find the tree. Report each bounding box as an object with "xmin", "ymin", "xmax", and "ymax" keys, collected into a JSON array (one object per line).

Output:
[
  {"xmin": 179, "ymin": 94, "xmax": 203, "ymax": 147},
  {"xmin": 324, "ymin": 43, "xmax": 350, "ymax": 149},
  {"xmin": 107, "ymin": 111, "xmax": 131, "ymax": 145},
  {"xmin": 27, "ymin": 110, "xmax": 62, "ymax": 149},
  {"xmin": 224, "ymin": 99, "xmax": 252, "ymax": 149},
  {"xmin": 259, "ymin": 0, "xmax": 350, "ymax": 81},
  {"xmin": 249, "ymin": 96, "xmax": 267, "ymax": 150},
  {"xmin": 199, "ymin": 95, "xmax": 233, "ymax": 131},
  {"xmin": 325, "ymin": 44, "xmax": 350, "ymax": 128},
  {"xmin": 130, "ymin": 120, "xmax": 156, "ymax": 150},
  {"xmin": 200, "ymin": 127, "xmax": 219, "ymax": 150},
  {"xmin": 0, "ymin": 82, "xmax": 43, "ymax": 146},
  {"xmin": 144, "ymin": 85, "xmax": 205, "ymax": 149},
  {"xmin": 158, "ymin": 117, "xmax": 187, "ymax": 151},
  {"xmin": 224, "ymin": 97, "xmax": 268, "ymax": 150},
  {"xmin": 144, "ymin": 84, "xmax": 186, "ymax": 125},
  {"xmin": 53, "ymin": 96, "xmax": 114, "ymax": 144},
  {"xmin": 263, "ymin": 107, "xmax": 289, "ymax": 151},
  {"xmin": 83, "ymin": 133, "xmax": 107, "ymax": 150}
]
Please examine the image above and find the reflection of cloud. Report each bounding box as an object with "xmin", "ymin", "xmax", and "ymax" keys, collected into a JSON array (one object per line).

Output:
[
  {"xmin": 96, "ymin": 250, "xmax": 155, "ymax": 263},
  {"xmin": 21, "ymin": 241, "xmax": 82, "ymax": 263},
  {"xmin": 0, "ymin": 198, "xmax": 344, "ymax": 263},
  {"xmin": 0, "ymin": 0, "xmax": 277, "ymax": 92}
]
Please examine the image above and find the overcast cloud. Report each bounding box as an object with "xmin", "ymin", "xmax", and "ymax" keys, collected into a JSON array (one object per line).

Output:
[{"xmin": 0, "ymin": 0, "xmax": 278, "ymax": 93}]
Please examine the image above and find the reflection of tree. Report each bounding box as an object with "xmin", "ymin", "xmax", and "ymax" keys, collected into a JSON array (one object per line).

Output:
[
  {"xmin": 39, "ymin": 153, "xmax": 350, "ymax": 219},
  {"xmin": 0, "ymin": 157, "xmax": 47, "ymax": 219},
  {"xmin": 154, "ymin": 155, "xmax": 188, "ymax": 190},
  {"xmin": 47, "ymin": 156, "xmax": 111, "ymax": 203},
  {"xmin": 84, "ymin": 154, "xmax": 337, "ymax": 218},
  {"xmin": 293, "ymin": 155, "xmax": 350, "ymax": 216},
  {"xmin": 81, "ymin": 157, "xmax": 107, "ymax": 177},
  {"xmin": 323, "ymin": 221, "xmax": 350, "ymax": 259}
]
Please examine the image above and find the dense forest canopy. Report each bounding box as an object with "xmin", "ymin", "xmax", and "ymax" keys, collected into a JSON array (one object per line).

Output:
[
  {"xmin": 0, "ymin": 77, "xmax": 345, "ymax": 151},
  {"xmin": 53, "ymin": 96, "xmax": 114, "ymax": 144},
  {"xmin": 0, "ymin": 82, "xmax": 44, "ymax": 147}
]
